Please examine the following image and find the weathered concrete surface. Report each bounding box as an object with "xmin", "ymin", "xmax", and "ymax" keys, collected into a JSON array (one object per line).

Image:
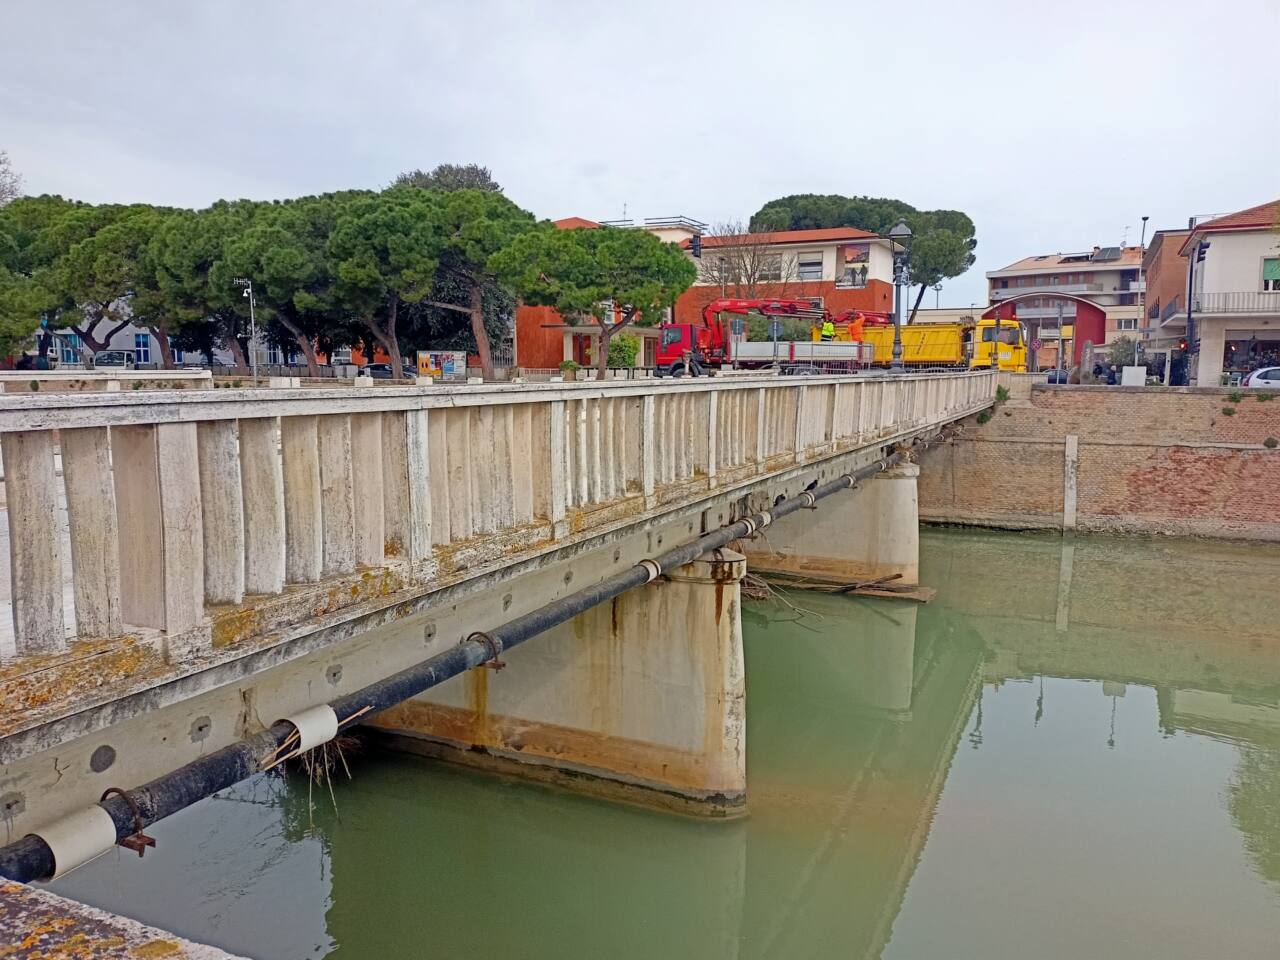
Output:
[
  {"xmin": 369, "ymin": 549, "xmax": 749, "ymax": 816},
  {"xmin": 744, "ymin": 461, "xmax": 921, "ymax": 584},
  {"xmin": 0, "ymin": 881, "xmax": 245, "ymax": 958}
]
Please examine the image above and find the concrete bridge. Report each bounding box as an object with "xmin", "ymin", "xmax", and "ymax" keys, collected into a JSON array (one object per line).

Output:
[{"xmin": 0, "ymin": 370, "xmax": 993, "ymax": 882}]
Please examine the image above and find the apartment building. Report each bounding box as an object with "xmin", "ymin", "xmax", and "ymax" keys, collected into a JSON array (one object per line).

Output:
[
  {"xmin": 986, "ymin": 246, "xmax": 1144, "ymax": 365},
  {"xmin": 1158, "ymin": 200, "xmax": 1280, "ymax": 385}
]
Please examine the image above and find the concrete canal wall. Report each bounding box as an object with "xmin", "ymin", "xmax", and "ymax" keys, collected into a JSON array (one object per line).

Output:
[{"xmin": 919, "ymin": 384, "xmax": 1280, "ymax": 540}]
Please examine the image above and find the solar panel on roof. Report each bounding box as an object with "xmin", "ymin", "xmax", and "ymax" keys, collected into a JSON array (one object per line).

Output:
[{"xmin": 1092, "ymin": 247, "xmax": 1122, "ymax": 262}]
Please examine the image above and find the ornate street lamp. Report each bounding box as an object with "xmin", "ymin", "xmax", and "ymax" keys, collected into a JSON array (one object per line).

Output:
[{"xmin": 887, "ymin": 218, "xmax": 913, "ymax": 371}]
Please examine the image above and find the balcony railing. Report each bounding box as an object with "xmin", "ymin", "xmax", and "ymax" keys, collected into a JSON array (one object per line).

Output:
[
  {"xmin": 991, "ymin": 282, "xmax": 1103, "ymax": 299},
  {"xmin": 1192, "ymin": 291, "xmax": 1280, "ymax": 314}
]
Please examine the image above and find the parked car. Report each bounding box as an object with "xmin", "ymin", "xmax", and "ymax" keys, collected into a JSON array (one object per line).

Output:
[
  {"xmin": 1045, "ymin": 368, "xmax": 1070, "ymax": 384},
  {"xmin": 1241, "ymin": 366, "xmax": 1280, "ymax": 388},
  {"xmin": 360, "ymin": 363, "xmax": 415, "ymax": 379},
  {"xmin": 93, "ymin": 350, "xmax": 135, "ymax": 369}
]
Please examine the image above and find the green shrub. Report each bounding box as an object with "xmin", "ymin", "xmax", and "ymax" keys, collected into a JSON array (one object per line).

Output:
[
  {"xmin": 976, "ymin": 409, "xmax": 992, "ymax": 424},
  {"xmin": 1264, "ymin": 437, "xmax": 1279, "ymax": 449},
  {"xmin": 1257, "ymin": 392, "xmax": 1273, "ymax": 402},
  {"xmin": 28, "ymin": 380, "xmax": 38, "ymax": 391},
  {"xmin": 1222, "ymin": 406, "xmax": 1236, "ymax": 416},
  {"xmin": 607, "ymin": 334, "xmax": 641, "ymax": 369},
  {"xmin": 1228, "ymin": 390, "xmax": 1245, "ymax": 403},
  {"xmin": 558, "ymin": 359, "xmax": 580, "ymax": 372},
  {"xmin": 995, "ymin": 384, "xmax": 1011, "ymax": 403}
]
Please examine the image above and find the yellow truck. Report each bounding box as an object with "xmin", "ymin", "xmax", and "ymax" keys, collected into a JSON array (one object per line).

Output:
[{"xmin": 817, "ymin": 317, "xmax": 1028, "ymax": 372}]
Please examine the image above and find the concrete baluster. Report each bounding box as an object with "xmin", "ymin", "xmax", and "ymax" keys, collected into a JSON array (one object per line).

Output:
[
  {"xmin": 350, "ymin": 412, "xmax": 384, "ymax": 569},
  {"xmin": 549, "ymin": 399, "xmax": 569, "ymax": 536},
  {"xmin": 113, "ymin": 423, "xmax": 204, "ymax": 637},
  {"xmin": 494, "ymin": 405, "xmax": 515, "ymax": 529},
  {"xmin": 3, "ymin": 430, "xmax": 66, "ymax": 652},
  {"xmin": 318, "ymin": 414, "xmax": 356, "ymax": 577},
  {"xmin": 446, "ymin": 408, "xmax": 473, "ymax": 540},
  {"xmin": 707, "ymin": 390, "xmax": 718, "ymax": 488},
  {"xmin": 602, "ymin": 398, "xmax": 616, "ymax": 500},
  {"xmin": 196, "ymin": 420, "xmax": 245, "ymax": 605},
  {"xmin": 590, "ymin": 398, "xmax": 603, "ymax": 504},
  {"xmin": 575, "ymin": 398, "xmax": 589, "ymax": 506},
  {"xmin": 60, "ymin": 427, "xmax": 122, "ymax": 638},
  {"xmin": 424, "ymin": 409, "xmax": 451, "ymax": 546},
  {"xmin": 239, "ymin": 417, "xmax": 285, "ymax": 595},
  {"xmin": 469, "ymin": 407, "xmax": 495, "ymax": 534},
  {"xmin": 511, "ymin": 404, "xmax": 534, "ymax": 525},
  {"xmin": 641, "ymin": 394, "xmax": 656, "ymax": 508},
  {"xmin": 280, "ymin": 416, "xmax": 323, "ymax": 584},
  {"xmin": 383, "ymin": 409, "xmax": 433, "ymax": 575}
]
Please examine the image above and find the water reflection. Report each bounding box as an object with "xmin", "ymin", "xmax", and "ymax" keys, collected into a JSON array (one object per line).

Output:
[{"xmin": 46, "ymin": 529, "xmax": 1280, "ymax": 958}]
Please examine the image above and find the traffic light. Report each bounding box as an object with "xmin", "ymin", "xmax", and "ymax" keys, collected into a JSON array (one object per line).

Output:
[
  {"xmin": 690, "ymin": 234, "xmax": 702, "ymax": 258},
  {"xmin": 1196, "ymin": 241, "xmax": 1209, "ymax": 263},
  {"xmin": 1177, "ymin": 338, "xmax": 1188, "ymax": 351}
]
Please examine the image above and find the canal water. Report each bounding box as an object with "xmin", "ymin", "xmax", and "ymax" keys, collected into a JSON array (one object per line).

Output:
[{"xmin": 49, "ymin": 529, "xmax": 1280, "ymax": 958}]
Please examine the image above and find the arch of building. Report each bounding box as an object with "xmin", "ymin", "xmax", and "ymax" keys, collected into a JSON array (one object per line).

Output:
[{"xmin": 981, "ymin": 294, "xmax": 1108, "ymax": 368}]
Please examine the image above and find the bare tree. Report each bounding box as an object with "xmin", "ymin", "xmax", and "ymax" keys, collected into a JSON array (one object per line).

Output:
[
  {"xmin": 697, "ymin": 220, "xmax": 799, "ymax": 299},
  {"xmin": 0, "ymin": 151, "xmax": 21, "ymax": 206}
]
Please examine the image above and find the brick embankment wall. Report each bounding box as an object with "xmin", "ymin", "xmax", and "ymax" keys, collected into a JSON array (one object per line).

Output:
[{"xmin": 918, "ymin": 384, "xmax": 1280, "ymax": 540}]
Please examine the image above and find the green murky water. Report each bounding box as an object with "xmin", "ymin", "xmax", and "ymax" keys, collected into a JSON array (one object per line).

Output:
[{"xmin": 49, "ymin": 529, "xmax": 1280, "ymax": 958}]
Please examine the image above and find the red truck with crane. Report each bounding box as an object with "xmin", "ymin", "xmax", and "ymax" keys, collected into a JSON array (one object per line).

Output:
[{"xmin": 654, "ymin": 297, "xmax": 886, "ymax": 377}]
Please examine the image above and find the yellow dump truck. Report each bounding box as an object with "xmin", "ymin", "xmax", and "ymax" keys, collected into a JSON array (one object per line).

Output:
[{"xmin": 817, "ymin": 317, "xmax": 1028, "ymax": 372}]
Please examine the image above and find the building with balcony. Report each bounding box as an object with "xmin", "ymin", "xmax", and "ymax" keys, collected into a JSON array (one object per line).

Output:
[
  {"xmin": 986, "ymin": 246, "xmax": 1145, "ymax": 367},
  {"xmin": 673, "ymin": 226, "xmax": 895, "ymax": 325},
  {"xmin": 1162, "ymin": 200, "xmax": 1280, "ymax": 385}
]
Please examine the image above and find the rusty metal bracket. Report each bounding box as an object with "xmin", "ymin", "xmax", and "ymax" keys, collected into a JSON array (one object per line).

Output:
[
  {"xmin": 468, "ymin": 631, "xmax": 506, "ymax": 671},
  {"xmin": 99, "ymin": 788, "xmax": 155, "ymax": 858}
]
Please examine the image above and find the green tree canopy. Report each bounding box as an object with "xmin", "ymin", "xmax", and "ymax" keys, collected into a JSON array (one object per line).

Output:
[
  {"xmin": 750, "ymin": 193, "xmax": 977, "ymax": 322},
  {"xmin": 493, "ymin": 224, "xmax": 697, "ymax": 374},
  {"xmin": 394, "ymin": 163, "xmax": 502, "ymax": 194}
]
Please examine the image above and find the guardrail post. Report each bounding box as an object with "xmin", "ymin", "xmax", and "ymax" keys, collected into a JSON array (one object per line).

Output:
[
  {"xmin": 793, "ymin": 384, "xmax": 807, "ymax": 463},
  {"xmin": 3, "ymin": 430, "xmax": 66, "ymax": 652}
]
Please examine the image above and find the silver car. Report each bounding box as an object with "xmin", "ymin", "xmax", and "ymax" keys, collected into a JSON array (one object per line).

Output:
[{"xmin": 1242, "ymin": 366, "xmax": 1280, "ymax": 388}]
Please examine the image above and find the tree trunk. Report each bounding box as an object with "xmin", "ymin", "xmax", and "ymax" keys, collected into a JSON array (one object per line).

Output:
[
  {"xmin": 385, "ymin": 298, "xmax": 403, "ymax": 378},
  {"xmin": 597, "ymin": 326, "xmax": 613, "ymax": 378},
  {"xmin": 275, "ymin": 314, "xmax": 320, "ymax": 377},
  {"xmin": 72, "ymin": 312, "xmax": 132, "ymax": 356},
  {"xmin": 469, "ymin": 282, "xmax": 493, "ymax": 381},
  {"xmin": 225, "ymin": 336, "xmax": 249, "ymax": 375},
  {"xmin": 906, "ymin": 283, "xmax": 928, "ymax": 325},
  {"xmin": 152, "ymin": 324, "xmax": 175, "ymax": 369}
]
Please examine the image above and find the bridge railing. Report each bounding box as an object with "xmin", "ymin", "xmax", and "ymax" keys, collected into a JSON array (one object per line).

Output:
[{"xmin": 0, "ymin": 372, "xmax": 993, "ymax": 665}]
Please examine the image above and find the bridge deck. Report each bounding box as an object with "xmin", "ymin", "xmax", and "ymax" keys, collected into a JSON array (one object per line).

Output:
[{"xmin": 0, "ymin": 372, "xmax": 993, "ymax": 759}]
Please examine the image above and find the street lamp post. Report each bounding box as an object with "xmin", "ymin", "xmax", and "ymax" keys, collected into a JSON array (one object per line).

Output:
[
  {"xmin": 1135, "ymin": 215, "xmax": 1149, "ymax": 373},
  {"xmin": 232, "ymin": 278, "xmax": 259, "ymax": 382},
  {"xmin": 887, "ymin": 218, "xmax": 913, "ymax": 372}
]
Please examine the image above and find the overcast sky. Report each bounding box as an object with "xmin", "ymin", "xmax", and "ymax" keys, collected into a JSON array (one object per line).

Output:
[{"xmin": 4, "ymin": 0, "xmax": 1279, "ymax": 306}]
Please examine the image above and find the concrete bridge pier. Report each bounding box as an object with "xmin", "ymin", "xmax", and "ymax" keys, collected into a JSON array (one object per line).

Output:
[
  {"xmin": 745, "ymin": 461, "xmax": 921, "ymax": 586},
  {"xmin": 369, "ymin": 549, "xmax": 748, "ymax": 817}
]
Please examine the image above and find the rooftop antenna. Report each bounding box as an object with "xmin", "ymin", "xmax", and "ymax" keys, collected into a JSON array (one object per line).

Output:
[
  {"xmin": 622, "ymin": 201, "xmax": 627, "ymax": 221},
  {"xmin": 1121, "ymin": 225, "xmax": 1130, "ymax": 247}
]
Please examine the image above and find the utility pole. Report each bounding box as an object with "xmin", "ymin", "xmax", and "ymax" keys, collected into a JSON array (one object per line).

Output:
[{"xmin": 1056, "ymin": 301, "xmax": 1065, "ymax": 375}]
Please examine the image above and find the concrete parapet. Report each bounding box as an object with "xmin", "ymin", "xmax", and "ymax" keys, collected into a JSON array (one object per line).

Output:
[{"xmin": 369, "ymin": 549, "xmax": 748, "ymax": 816}]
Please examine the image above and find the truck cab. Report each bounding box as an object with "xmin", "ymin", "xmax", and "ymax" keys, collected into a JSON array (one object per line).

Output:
[{"xmin": 974, "ymin": 319, "xmax": 1027, "ymax": 372}]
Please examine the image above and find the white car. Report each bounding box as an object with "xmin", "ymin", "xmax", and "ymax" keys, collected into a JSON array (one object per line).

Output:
[{"xmin": 1241, "ymin": 366, "xmax": 1280, "ymax": 388}]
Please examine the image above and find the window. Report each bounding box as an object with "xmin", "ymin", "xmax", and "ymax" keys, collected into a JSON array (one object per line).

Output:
[
  {"xmin": 61, "ymin": 333, "xmax": 81, "ymax": 365},
  {"xmin": 796, "ymin": 252, "xmax": 823, "ymax": 281},
  {"xmin": 133, "ymin": 333, "xmax": 151, "ymax": 364},
  {"xmin": 758, "ymin": 254, "xmax": 783, "ymax": 282},
  {"xmin": 1049, "ymin": 275, "xmax": 1060, "ymax": 285},
  {"xmin": 1263, "ymin": 258, "xmax": 1280, "ymax": 292},
  {"xmin": 172, "ymin": 347, "xmax": 185, "ymax": 364},
  {"xmin": 1117, "ymin": 317, "xmax": 1137, "ymax": 331},
  {"xmin": 660, "ymin": 327, "xmax": 684, "ymax": 348}
]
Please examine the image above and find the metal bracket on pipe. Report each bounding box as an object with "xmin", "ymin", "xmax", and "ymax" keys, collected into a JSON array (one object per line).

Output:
[
  {"xmin": 100, "ymin": 787, "xmax": 155, "ymax": 858},
  {"xmin": 468, "ymin": 631, "xmax": 506, "ymax": 670}
]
